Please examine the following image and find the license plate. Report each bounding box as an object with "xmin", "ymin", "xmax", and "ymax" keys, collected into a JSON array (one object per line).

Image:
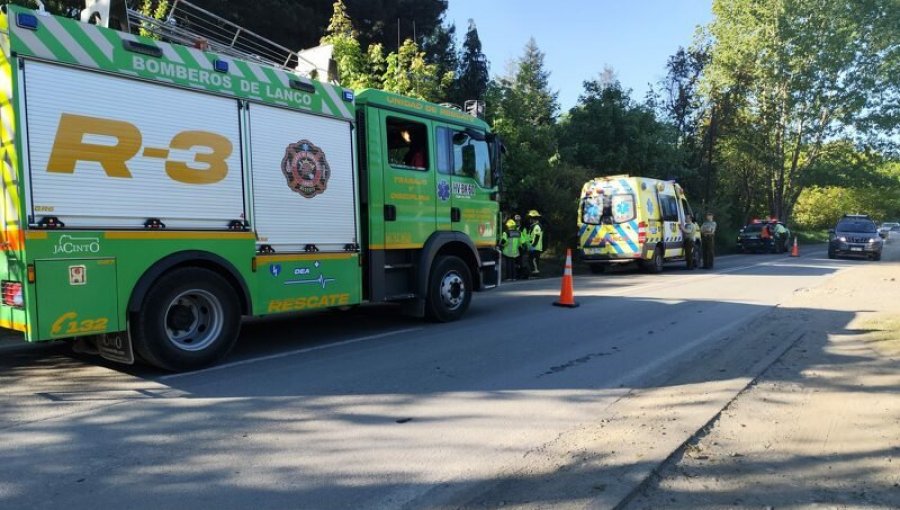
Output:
[
  {"xmin": 583, "ymin": 247, "xmax": 604, "ymax": 255},
  {"xmin": 850, "ymin": 247, "xmax": 863, "ymax": 252}
]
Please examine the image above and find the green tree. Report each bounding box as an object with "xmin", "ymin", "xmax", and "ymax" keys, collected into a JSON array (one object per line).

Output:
[
  {"xmin": 705, "ymin": 0, "xmax": 899, "ymax": 220},
  {"xmin": 450, "ymin": 19, "xmax": 489, "ymax": 105},
  {"xmin": 382, "ymin": 38, "xmax": 452, "ymax": 101},
  {"xmin": 345, "ymin": 0, "xmax": 447, "ymax": 54},
  {"xmin": 489, "ymin": 38, "xmax": 576, "ymax": 249},
  {"xmin": 13, "ymin": 0, "xmax": 81, "ymax": 16},
  {"xmin": 422, "ymin": 19, "xmax": 458, "ymax": 100},
  {"xmin": 184, "ymin": 0, "xmax": 447, "ymax": 58},
  {"xmin": 137, "ymin": 0, "xmax": 170, "ymax": 39},
  {"xmin": 559, "ymin": 79, "xmax": 683, "ymax": 180},
  {"xmin": 320, "ymin": 0, "xmax": 376, "ymax": 89}
]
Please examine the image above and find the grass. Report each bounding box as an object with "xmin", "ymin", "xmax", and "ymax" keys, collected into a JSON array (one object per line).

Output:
[
  {"xmin": 795, "ymin": 229, "xmax": 830, "ymax": 244},
  {"xmin": 861, "ymin": 316, "xmax": 900, "ymax": 357}
]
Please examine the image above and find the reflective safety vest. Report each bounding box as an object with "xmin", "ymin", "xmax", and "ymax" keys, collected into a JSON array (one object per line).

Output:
[
  {"xmin": 500, "ymin": 230, "xmax": 521, "ymax": 258},
  {"xmin": 525, "ymin": 223, "xmax": 543, "ymax": 251}
]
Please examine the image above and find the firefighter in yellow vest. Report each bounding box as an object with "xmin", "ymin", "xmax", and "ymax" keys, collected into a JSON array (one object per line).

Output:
[
  {"xmin": 499, "ymin": 219, "xmax": 522, "ymax": 281},
  {"xmin": 523, "ymin": 210, "xmax": 544, "ymax": 276}
]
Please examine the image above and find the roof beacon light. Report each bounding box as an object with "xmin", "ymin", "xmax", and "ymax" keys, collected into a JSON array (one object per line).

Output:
[
  {"xmin": 213, "ymin": 59, "xmax": 229, "ymax": 73},
  {"xmin": 342, "ymin": 89, "xmax": 354, "ymax": 102},
  {"xmin": 16, "ymin": 13, "xmax": 39, "ymax": 30}
]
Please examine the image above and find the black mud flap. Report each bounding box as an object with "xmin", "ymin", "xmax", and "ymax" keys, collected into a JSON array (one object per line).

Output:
[
  {"xmin": 479, "ymin": 248, "xmax": 501, "ymax": 289},
  {"xmin": 97, "ymin": 332, "xmax": 135, "ymax": 365}
]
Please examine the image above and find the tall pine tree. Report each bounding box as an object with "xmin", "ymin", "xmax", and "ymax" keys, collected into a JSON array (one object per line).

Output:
[
  {"xmin": 489, "ymin": 38, "xmax": 571, "ymax": 244},
  {"xmin": 422, "ymin": 20, "xmax": 458, "ymax": 101},
  {"xmin": 451, "ymin": 19, "xmax": 489, "ymax": 105}
]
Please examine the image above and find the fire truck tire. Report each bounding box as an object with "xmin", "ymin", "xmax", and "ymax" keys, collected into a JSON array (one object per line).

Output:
[
  {"xmin": 425, "ymin": 255, "xmax": 472, "ymax": 322},
  {"xmin": 131, "ymin": 267, "xmax": 241, "ymax": 372}
]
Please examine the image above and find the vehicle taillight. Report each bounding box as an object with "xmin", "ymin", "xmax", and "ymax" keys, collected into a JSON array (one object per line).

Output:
[
  {"xmin": 638, "ymin": 221, "xmax": 647, "ymax": 244},
  {"xmin": 2, "ymin": 281, "xmax": 23, "ymax": 308}
]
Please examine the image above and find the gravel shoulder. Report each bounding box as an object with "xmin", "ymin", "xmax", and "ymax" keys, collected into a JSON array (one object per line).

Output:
[{"xmin": 625, "ymin": 243, "xmax": 900, "ymax": 509}]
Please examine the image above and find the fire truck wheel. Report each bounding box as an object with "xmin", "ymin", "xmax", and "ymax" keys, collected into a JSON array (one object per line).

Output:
[
  {"xmin": 132, "ymin": 267, "xmax": 241, "ymax": 372},
  {"xmin": 425, "ymin": 255, "xmax": 472, "ymax": 322}
]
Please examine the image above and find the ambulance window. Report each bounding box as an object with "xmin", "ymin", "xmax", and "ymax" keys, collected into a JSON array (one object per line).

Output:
[
  {"xmin": 681, "ymin": 199, "xmax": 693, "ymax": 219},
  {"xmin": 611, "ymin": 194, "xmax": 636, "ymax": 223},
  {"xmin": 659, "ymin": 195, "xmax": 679, "ymax": 221},
  {"xmin": 452, "ymin": 131, "xmax": 492, "ymax": 188},
  {"xmin": 386, "ymin": 117, "xmax": 428, "ymax": 171},
  {"xmin": 581, "ymin": 195, "xmax": 602, "ymax": 225}
]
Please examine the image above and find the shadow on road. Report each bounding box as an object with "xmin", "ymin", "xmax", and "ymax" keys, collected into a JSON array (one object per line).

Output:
[{"xmin": 0, "ymin": 249, "xmax": 897, "ymax": 509}]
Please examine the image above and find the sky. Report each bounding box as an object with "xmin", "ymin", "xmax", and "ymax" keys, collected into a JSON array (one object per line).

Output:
[{"xmin": 446, "ymin": 0, "xmax": 713, "ymax": 111}]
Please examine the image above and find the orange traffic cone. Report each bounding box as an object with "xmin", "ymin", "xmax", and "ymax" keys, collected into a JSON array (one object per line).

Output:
[
  {"xmin": 553, "ymin": 249, "xmax": 580, "ymax": 308},
  {"xmin": 790, "ymin": 236, "xmax": 799, "ymax": 257}
]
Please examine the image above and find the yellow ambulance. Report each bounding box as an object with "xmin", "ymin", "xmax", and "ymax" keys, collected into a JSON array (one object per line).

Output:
[{"xmin": 578, "ymin": 175, "xmax": 701, "ymax": 273}]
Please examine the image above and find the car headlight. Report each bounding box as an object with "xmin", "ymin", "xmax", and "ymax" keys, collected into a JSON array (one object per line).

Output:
[
  {"xmin": 869, "ymin": 237, "xmax": 880, "ymax": 243},
  {"xmin": 837, "ymin": 236, "xmax": 847, "ymax": 242}
]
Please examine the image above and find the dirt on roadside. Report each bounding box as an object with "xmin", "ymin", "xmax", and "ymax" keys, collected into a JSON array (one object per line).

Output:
[{"xmin": 624, "ymin": 244, "xmax": 900, "ymax": 509}]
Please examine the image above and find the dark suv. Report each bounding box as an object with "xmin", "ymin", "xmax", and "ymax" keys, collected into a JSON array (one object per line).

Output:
[{"xmin": 828, "ymin": 214, "xmax": 883, "ymax": 260}]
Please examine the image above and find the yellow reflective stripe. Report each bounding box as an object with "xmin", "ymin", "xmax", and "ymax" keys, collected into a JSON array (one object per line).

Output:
[
  {"xmin": 0, "ymin": 317, "xmax": 28, "ymax": 333},
  {"xmin": 369, "ymin": 243, "xmax": 424, "ymax": 250},
  {"xmin": 256, "ymin": 253, "xmax": 355, "ymax": 263},
  {"xmin": 0, "ymin": 46, "xmax": 22, "ymax": 242},
  {"xmin": 105, "ymin": 231, "xmax": 256, "ymax": 240}
]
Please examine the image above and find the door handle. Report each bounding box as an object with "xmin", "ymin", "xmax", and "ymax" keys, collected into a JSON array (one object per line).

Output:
[
  {"xmin": 384, "ymin": 204, "xmax": 397, "ymax": 221},
  {"xmin": 451, "ymin": 207, "xmax": 461, "ymax": 223}
]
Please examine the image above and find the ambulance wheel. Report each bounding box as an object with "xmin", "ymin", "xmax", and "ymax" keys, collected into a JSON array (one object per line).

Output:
[
  {"xmin": 425, "ymin": 255, "xmax": 472, "ymax": 323},
  {"xmin": 589, "ymin": 264, "xmax": 606, "ymax": 274},
  {"xmin": 131, "ymin": 267, "xmax": 241, "ymax": 372},
  {"xmin": 646, "ymin": 246, "xmax": 664, "ymax": 274}
]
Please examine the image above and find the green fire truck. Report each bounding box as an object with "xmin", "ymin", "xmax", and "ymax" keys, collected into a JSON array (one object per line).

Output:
[{"xmin": 0, "ymin": 2, "xmax": 501, "ymax": 371}]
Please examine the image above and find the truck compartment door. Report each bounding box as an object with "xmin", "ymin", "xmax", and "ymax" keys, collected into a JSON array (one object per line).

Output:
[
  {"xmin": 247, "ymin": 103, "xmax": 357, "ymax": 253},
  {"xmin": 35, "ymin": 258, "xmax": 119, "ymax": 340},
  {"xmin": 23, "ymin": 61, "xmax": 245, "ymax": 230}
]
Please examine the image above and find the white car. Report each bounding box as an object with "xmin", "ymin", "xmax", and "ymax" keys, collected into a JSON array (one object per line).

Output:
[{"xmin": 878, "ymin": 222, "xmax": 899, "ymax": 238}]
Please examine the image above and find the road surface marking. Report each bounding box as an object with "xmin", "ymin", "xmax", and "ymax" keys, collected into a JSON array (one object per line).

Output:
[{"xmin": 160, "ymin": 327, "xmax": 424, "ymax": 380}]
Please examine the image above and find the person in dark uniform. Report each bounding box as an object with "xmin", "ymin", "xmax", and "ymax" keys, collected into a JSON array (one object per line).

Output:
[
  {"xmin": 700, "ymin": 212, "xmax": 717, "ymax": 269},
  {"xmin": 680, "ymin": 214, "xmax": 697, "ymax": 269}
]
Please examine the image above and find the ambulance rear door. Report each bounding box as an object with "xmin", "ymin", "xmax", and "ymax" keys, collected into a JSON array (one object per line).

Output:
[{"xmin": 656, "ymin": 184, "xmax": 683, "ymax": 258}]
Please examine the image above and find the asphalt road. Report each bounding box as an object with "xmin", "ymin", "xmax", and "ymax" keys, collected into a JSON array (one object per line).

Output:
[{"xmin": 0, "ymin": 244, "xmax": 879, "ymax": 509}]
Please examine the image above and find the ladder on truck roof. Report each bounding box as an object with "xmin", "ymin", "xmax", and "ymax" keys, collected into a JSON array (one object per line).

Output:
[{"xmin": 79, "ymin": 0, "xmax": 334, "ymax": 79}]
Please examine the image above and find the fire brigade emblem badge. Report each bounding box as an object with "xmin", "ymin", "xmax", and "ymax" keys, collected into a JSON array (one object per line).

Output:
[{"xmin": 281, "ymin": 140, "xmax": 331, "ymax": 198}]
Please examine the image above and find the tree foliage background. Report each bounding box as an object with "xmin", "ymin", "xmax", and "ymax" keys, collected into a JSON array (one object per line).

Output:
[{"xmin": 23, "ymin": 0, "xmax": 899, "ymax": 252}]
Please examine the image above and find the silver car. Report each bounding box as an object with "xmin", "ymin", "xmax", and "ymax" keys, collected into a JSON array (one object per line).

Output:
[{"xmin": 878, "ymin": 222, "xmax": 899, "ymax": 238}]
